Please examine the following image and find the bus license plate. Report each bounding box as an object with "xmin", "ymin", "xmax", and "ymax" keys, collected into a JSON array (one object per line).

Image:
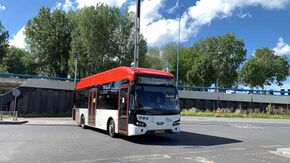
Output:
[{"xmin": 155, "ymin": 130, "xmax": 165, "ymax": 134}]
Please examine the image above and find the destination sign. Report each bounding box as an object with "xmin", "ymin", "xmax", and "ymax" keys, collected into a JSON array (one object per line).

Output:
[{"xmin": 137, "ymin": 76, "xmax": 175, "ymax": 85}]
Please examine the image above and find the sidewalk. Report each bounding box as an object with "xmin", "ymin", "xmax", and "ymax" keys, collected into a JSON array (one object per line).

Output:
[
  {"xmin": 0, "ymin": 118, "xmax": 28, "ymax": 124},
  {"xmin": 0, "ymin": 117, "xmax": 75, "ymax": 125},
  {"xmin": 24, "ymin": 117, "xmax": 75, "ymax": 125}
]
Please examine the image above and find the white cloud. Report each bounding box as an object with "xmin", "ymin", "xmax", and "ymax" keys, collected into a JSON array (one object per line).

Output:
[
  {"xmin": 63, "ymin": 0, "xmax": 74, "ymax": 11},
  {"xmin": 128, "ymin": 0, "xmax": 290, "ymax": 47},
  {"xmin": 273, "ymin": 37, "xmax": 290, "ymax": 56},
  {"xmin": 167, "ymin": 0, "xmax": 179, "ymax": 14},
  {"xmin": 9, "ymin": 26, "xmax": 26, "ymax": 49},
  {"xmin": 55, "ymin": 0, "xmax": 126, "ymax": 11},
  {"xmin": 0, "ymin": 4, "xmax": 5, "ymax": 11},
  {"xmin": 237, "ymin": 12, "xmax": 252, "ymax": 19},
  {"xmin": 55, "ymin": 2, "xmax": 62, "ymax": 10},
  {"xmin": 54, "ymin": 0, "xmax": 75, "ymax": 12},
  {"xmin": 129, "ymin": 0, "xmax": 164, "ymax": 28},
  {"xmin": 76, "ymin": 0, "xmax": 127, "ymax": 8}
]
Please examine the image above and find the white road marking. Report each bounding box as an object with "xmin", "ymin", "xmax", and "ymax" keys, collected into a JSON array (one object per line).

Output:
[
  {"xmin": 195, "ymin": 157, "xmax": 215, "ymax": 163},
  {"xmin": 122, "ymin": 154, "xmax": 172, "ymax": 161},
  {"xmin": 229, "ymin": 123, "xmax": 264, "ymax": 129},
  {"xmin": 260, "ymin": 145, "xmax": 285, "ymax": 148},
  {"xmin": 63, "ymin": 147, "xmax": 246, "ymax": 163},
  {"xmin": 270, "ymin": 148, "xmax": 290, "ymax": 159}
]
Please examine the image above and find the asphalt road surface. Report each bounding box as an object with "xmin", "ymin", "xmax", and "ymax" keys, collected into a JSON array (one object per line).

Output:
[{"xmin": 1, "ymin": 117, "xmax": 290, "ymax": 163}]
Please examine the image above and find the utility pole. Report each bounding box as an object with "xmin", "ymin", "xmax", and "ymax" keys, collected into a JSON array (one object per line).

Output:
[
  {"xmin": 74, "ymin": 51, "xmax": 78, "ymax": 84},
  {"xmin": 133, "ymin": 0, "xmax": 141, "ymax": 68}
]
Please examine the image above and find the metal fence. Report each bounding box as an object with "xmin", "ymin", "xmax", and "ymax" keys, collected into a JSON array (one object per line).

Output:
[
  {"xmin": 177, "ymin": 86, "xmax": 290, "ymax": 96},
  {"xmin": 0, "ymin": 73, "xmax": 79, "ymax": 82},
  {"xmin": 0, "ymin": 111, "xmax": 18, "ymax": 121}
]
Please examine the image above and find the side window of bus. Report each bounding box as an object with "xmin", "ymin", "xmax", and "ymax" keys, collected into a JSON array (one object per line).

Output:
[
  {"xmin": 108, "ymin": 91, "xmax": 118, "ymax": 110},
  {"xmin": 75, "ymin": 90, "xmax": 89, "ymax": 108},
  {"xmin": 96, "ymin": 88, "xmax": 118, "ymax": 110},
  {"xmin": 96, "ymin": 89, "xmax": 107, "ymax": 109}
]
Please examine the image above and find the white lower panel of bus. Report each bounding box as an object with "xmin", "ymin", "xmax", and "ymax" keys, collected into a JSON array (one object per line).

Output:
[
  {"xmin": 128, "ymin": 114, "xmax": 180, "ymax": 136},
  {"xmin": 76, "ymin": 108, "xmax": 180, "ymax": 136},
  {"xmin": 95, "ymin": 109, "xmax": 118, "ymax": 131},
  {"xmin": 76, "ymin": 108, "xmax": 119, "ymax": 133}
]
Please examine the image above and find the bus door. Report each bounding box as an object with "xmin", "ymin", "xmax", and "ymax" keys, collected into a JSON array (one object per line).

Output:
[
  {"xmin": 88, "ymin": 89, "xmax": 97, "ymax": 127},
  {"xmin": 118, "ymin": 86, "xmax": 129, "ymax": 133}
]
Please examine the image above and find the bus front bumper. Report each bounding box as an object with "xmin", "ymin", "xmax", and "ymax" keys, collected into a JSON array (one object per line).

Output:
[{"xmin": 127, "ymin": 124, "xmax": 180, "ymax": 136}]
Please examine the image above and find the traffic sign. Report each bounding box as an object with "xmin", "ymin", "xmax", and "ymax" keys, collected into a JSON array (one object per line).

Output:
[{"xmin": 12, "ymin": 89, "xmax": 21, "ymax": 97}]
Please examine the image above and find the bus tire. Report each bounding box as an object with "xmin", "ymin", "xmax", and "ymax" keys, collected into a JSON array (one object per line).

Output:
[
  {"xmin": 81, "ymin": 115, "xmax": 86, "ymax": 129},
  {"xmin": 108, "ymin": 119, "xmax": 116, "ymax": 138}
]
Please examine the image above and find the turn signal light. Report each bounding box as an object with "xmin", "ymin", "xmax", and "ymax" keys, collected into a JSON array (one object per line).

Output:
[{"xmin": 173, "ymin": 120, "xmax": 180, "ymax": 126}]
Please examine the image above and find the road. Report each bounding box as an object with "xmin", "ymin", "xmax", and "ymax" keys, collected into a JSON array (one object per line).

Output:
[{"xmin": 1, "ymin": 117, "xmax": 290, "ymax": 163}]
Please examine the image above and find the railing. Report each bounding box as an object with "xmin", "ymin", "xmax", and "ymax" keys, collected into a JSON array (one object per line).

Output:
[
  {"xmin": 0, "ymin": 111, "xmax": 18, "ymax": 121},
  {"xmin": 0, "ymin": 73, "xmax": 79, "ymax": 82},
  {"xmin": 176, "ymin": 86, "xmax": 290, "ymax": 96}
]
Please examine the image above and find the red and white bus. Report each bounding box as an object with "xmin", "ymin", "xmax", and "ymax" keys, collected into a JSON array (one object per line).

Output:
[{"xmin": 72, "ymin": 66, "xmax": 180, "ymax": 137}]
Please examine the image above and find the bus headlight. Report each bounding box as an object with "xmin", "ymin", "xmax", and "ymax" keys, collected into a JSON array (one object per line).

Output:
[
  {"xmin": 173, "ymin": 120, "xmax": 180, "ymax": 126},
  {"xmin": 135, "ymin": 121, "xmax": 146, "ymax": 127}
]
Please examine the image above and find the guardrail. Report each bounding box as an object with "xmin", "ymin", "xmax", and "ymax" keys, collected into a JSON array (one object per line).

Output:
[
  {"xmin": 0, "ymin": 73, "xmax": 79, "ymax": 82},
  {"xmin": 0, "ymin": 111, "xmax": 18, "ymax": 121},
  {"xmin": 176, "ymin": 86, "xmax": 290, "ymax": 96}
]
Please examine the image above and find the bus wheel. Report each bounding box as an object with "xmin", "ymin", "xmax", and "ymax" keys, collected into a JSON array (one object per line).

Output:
[
  {"xmin": 81, "ymin": 115, "xmax": 86, "ymax": 129},
  {"xmin": 108, "ymin": 120, "xmax": 116, "ymax": 138}
]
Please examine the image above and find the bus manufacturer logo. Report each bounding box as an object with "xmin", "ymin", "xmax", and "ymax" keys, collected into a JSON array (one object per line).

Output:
[{"xmin": 156, "ymin": 122, "xmax": 164, "ymax": 125}]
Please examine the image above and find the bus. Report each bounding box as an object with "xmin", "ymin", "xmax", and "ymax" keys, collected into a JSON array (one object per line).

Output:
[{"xmin": 72, "ymin": 66, "xmax": 180, "ymax": 137}]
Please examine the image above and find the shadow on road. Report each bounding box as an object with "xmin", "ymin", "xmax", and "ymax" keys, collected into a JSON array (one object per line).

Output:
[{"xmin": 123, "ymin": 131, "xmax": 242, "ymax": 146}]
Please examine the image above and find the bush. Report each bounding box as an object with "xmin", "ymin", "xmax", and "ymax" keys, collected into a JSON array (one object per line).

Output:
[{"xmin": 266, "ymin": 104, "xmax": 274, "ymax": 114}]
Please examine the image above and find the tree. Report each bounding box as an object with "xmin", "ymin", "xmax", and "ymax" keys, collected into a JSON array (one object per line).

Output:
[
  {"xmin": 187, "ymin": 53, "xmax": 215, "ymax": 87},
  {"xmin": 0, "ymin": 21, "xmax": 9, "ymax": 65},
  {"xmin": 186, "ymin": 33, "xmax": 246, "ymax": 87},
  {"xmin": 239, "ymin": 48, "xmax": 289, "ymax": 89},
  {"xmin": 161, "ymin": 44, "xmax": 179, "ymax": 72},
  {"xmin": 25, "ymin": 7, "xmax": 73, "ymax": 77},
  {"xmin": 69, "ymin": 5, "xmax": 147, "ymax": 78},
  {"xmin": 144, "ymin": 47, "xmax": 163, "ymax": 70},
  {"xmin": 3, "ymin": 47, "xmax": 27, "ymax": 74},
  {"xmin": 2, "ymin": 46, "xmax": 37, "ymax": 75}
]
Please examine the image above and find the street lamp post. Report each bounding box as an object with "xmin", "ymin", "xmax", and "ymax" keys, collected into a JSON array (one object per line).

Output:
[
  {"xmin": 176, "ymin": 7, "xmax": 183, "ymax": 86},
  {"xmin": 74, "ymin": 51, "xmax": 78, "ymax": 84},
  {"xmin": 214, "ymin": 51, "xmax": 222, "ymax": 91},
  {"xmin": 133, "ymin": 0, "xmax": 141, "ymax": 68}
]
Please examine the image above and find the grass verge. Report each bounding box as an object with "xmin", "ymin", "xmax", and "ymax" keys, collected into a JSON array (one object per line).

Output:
[{"xmin": 181, "ymin": 111, "xmax": 290, "ymax": 119}]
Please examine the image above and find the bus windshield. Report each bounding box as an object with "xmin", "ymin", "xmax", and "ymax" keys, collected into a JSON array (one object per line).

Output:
[{"xmin": 135, "ymin": 85, "xmax": 180, "ymax": 113}]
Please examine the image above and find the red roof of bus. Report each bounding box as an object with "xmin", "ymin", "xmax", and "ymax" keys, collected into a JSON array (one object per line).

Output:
[{"xmin": 75, "ymin": 66, "xmax": 174, "ymax": 90}]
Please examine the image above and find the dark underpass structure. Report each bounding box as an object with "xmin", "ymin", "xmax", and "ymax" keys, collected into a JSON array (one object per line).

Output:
[
  {"xmin": 0, "ymin": 75, "xmax": 75, "ymax": 116},
  {"xmin": 178, "ymin": 89, "xmax": 290, "ymax": 113}
]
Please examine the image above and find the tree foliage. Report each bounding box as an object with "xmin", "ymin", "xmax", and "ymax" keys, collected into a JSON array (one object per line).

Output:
[
  {"xmin": 2, "ymin": 46, "xmax": 37, "ymax": 74},
  {"xmin": 143, "ymin": 47, "xmax": 163, "ymax": 70},
  {"xmin": 186, "ymin": 33, "xmax": 246, "ymax": 87},
  {"xmin": 69, "ymin": 5, "xmax": 147, "ymax": 78},
  {"xmin": 187, "ymin": 53, "xmax": 215, "ymax": 87},
  {"xmin": 0, "ymin": 21, "xmax": 9, "ymax": 64},
  {"xmin": 25, "ymin": 7, "xmax": 73, "ymax": 77},
  {"xmin": 239, "ymin": 48, "xmax": 289, "ymax": 89},
  {"xmin": 3, "ymin": 46, "xmax": 27, "ymax": 74}
]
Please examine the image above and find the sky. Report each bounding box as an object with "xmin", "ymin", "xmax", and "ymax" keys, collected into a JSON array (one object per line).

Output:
[{"xmin": 0, "ymin": 0, "xmax": 290, "ymax": 90}]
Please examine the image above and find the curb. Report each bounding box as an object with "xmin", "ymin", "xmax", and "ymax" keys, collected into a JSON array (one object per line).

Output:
[{"xmin": 0, "ymin": 121, "xmax": 28, "ymax": 125}]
